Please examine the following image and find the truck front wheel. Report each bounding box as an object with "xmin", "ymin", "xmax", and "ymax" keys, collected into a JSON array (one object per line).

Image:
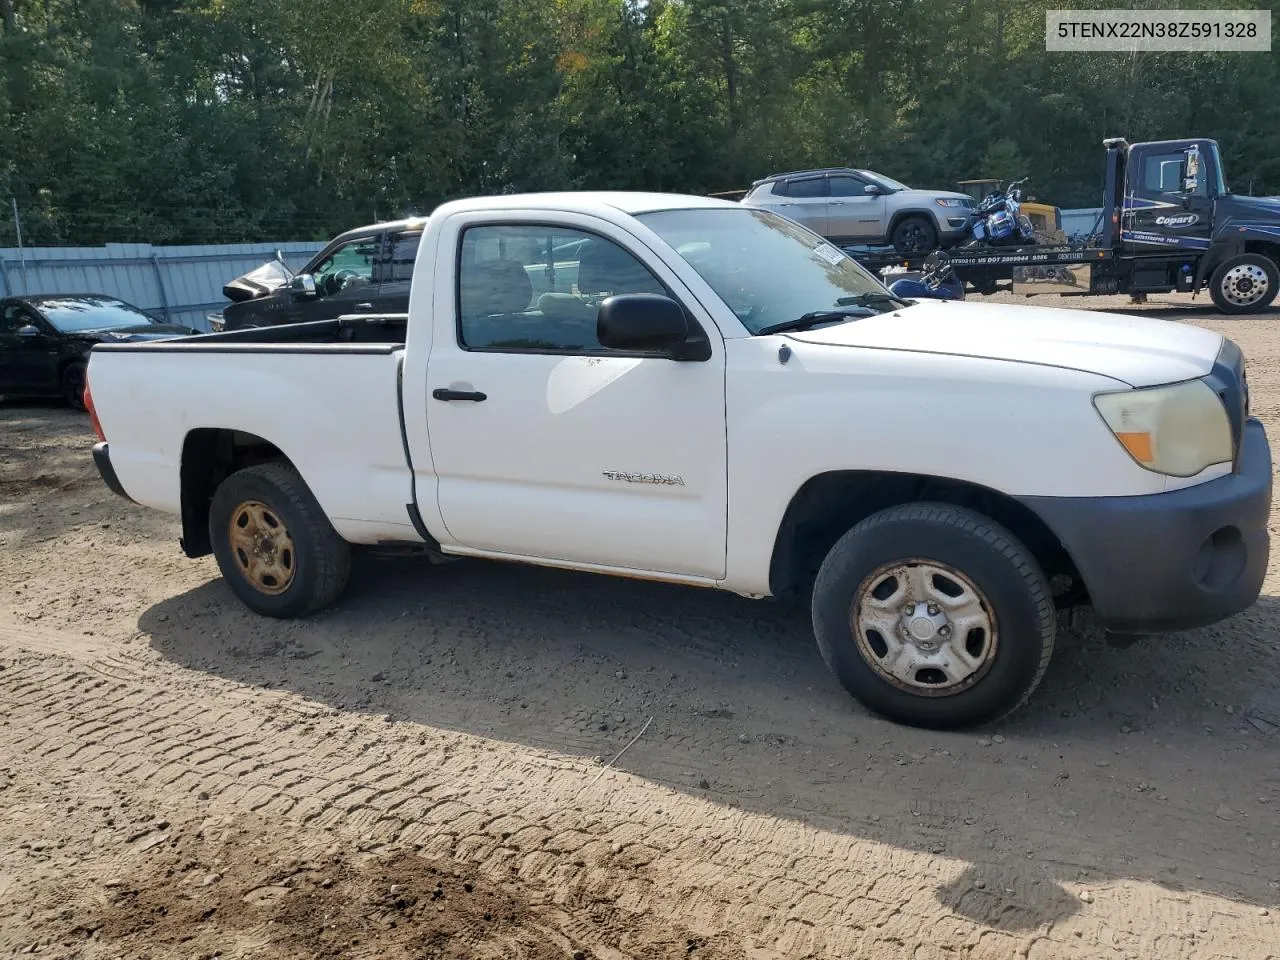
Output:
[
  {"xmin": 1209, "ymin": 253, "xmax": 1279, "ymax": 314},
  {"xmin": 209, "ymin": 463, "xmax": 351, "ymax": 618},
  {"xmin": 891, "ymin": 216, "xmax": 938, "ymax": 256},
  {"xmin": 811, "ymin": 503, "xmax": 1055, "ymax": 728}
]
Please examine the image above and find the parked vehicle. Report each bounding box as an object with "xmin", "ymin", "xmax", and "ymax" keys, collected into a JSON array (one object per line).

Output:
[
  {"xmin": 848, "ymin": 137, "xmax": 1280, "ymax": 311},
  {"xmin": 220, "ymin": 217, "xmax": 427, "ymax": 330},
  {"xmin": 0, "ymin": 295, "xmax": 193, "ymax": 409},
  {"xmin": 84, "ymin": 191, "xmax": 1271, "ymax": 729},
  {"xmin": 740, "ymin": 167, "xmax": 974, "ymax": 255}
]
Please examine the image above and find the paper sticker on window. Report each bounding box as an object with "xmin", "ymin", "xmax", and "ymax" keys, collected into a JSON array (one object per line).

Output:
[{"xmin": 814, "ymin": 243, "xmax": 845, "ymax": 266}]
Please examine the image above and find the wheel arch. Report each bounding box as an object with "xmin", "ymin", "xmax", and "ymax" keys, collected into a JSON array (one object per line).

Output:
[
  {"xmin": 179, "ymin": 428, "xmax": 296, "ymax": 558},
  {"xmin": 1242, "ymin": 238, "xmax": 1280, "ymax": 265},
  {"xmin": 887, "ymin": 208, "xmax": 943, "ymax": 235},
  {"xmin": 767, "ymin": 469, "xmax": 1083, "ymax": 605}
]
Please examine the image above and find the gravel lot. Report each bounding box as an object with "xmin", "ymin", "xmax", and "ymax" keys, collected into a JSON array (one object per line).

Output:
[{"xmin": 2, "ymin": 291, "xmax": 1279, "ymax": 959}]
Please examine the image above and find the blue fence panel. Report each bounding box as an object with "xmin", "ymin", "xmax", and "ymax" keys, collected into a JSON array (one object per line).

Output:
[{"xmin": 0, "ymin": 241, "xmax": 326, "ymax": 331}]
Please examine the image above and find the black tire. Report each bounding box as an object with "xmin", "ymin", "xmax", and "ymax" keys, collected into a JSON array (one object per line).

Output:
[
  {"xmin": 891, "ymin": 216, "xmax": 939, "ymax": 256},
  {"xmin": 208, "ymin": 463, "xmax": 351, "ymax": 618},
  {"xmin": 1209, "ymin": 253, "xmax": 1279, "ymax": 314},
  {"xmin": 811, "ymin": 502, "xmax": 1055, "ymax": 729},
  {"xmin": 62, "ymin": 360, "xmax": 87, "ymax": 411}
]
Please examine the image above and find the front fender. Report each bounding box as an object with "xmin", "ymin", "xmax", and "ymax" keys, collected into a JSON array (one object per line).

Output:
[{"xmin": 719, "ymin": 337, "xmax": 1158, "ymax": 595}]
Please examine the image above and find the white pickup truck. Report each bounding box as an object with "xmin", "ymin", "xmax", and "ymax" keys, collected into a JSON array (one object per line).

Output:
[{"xmin": 84, "ymin": 192, "xmax": 1272, "ymax": 729}]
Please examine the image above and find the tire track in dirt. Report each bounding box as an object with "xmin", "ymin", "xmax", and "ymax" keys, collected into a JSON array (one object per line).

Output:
[{"xmin": 2, "ymin": 620, "xmax": 1275, "ymax": 959}]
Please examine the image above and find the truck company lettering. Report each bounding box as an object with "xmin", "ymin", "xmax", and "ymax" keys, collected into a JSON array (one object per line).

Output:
[{"xmin": 1153, "ymin": 214, "xmax": 1199, "ymax": 227}]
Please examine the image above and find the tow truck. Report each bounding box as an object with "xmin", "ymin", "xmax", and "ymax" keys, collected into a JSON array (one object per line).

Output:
[{"xmin": 843, "ymin": 137, "xmax": 1280, "ymax": 315}]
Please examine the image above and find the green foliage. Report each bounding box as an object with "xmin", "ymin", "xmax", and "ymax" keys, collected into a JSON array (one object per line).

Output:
[{"xmin": 2, "ymin": 0, "xmax": 1279, "ymax": 244}]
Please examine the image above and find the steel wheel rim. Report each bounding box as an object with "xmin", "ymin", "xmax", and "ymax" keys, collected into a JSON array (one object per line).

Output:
[
  {"xmin": 228, "ymin": 500, "xmax": 297, "ymax": 595},
  {"xmin": 1222, "ymin": 264, "xmax": 1269, "ymax": 307},
  {"xmin": 851, "ymin": 559, "xmax": 998, "ymax": 696}
]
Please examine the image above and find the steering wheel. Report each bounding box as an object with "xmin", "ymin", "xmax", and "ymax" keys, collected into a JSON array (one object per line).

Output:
[{"xmin": 331, "ymin": 269, "xmax": 362, "ymax": 292}]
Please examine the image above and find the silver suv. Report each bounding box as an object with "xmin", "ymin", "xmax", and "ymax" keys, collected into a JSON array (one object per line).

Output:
[{"xmin": 740, "ymin": 167, "xmax": 974, "ymax": 255}]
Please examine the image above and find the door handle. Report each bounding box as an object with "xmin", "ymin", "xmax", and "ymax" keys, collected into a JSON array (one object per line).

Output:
[
  {"xmin": 432, "ymin": 388, "xmax": 487, "ymax": 402},
  {"xmin": 354, "ymin": 302, "xmax": 374, "ymax": 310}
]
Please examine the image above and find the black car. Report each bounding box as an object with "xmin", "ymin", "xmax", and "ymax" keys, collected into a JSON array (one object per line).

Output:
[
  {"xmin": 0, "ymin": 294, "xmax": 195, "ymax": 410},
  {"xmin": 220, "ymin": 217, "xmax": 426, "ymax": 330}
]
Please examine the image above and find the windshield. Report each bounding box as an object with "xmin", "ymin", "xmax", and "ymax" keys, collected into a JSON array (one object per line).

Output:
[
  {"xmin": 36, "ymin": 297, "xmax": 159, "ymax": 332},
  {"xmin": 636, "ymin": 208, "xmax": 896, "ymax": 334},
  {"xmin": 859, "ymin": 169, "xmax": 911, "ymax": 192}
]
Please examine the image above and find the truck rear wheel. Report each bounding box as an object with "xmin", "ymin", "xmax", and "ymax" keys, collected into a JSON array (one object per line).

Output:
[
  {"xmin": 810, "ymin": 502, "xmax": 1055, "ymax": 729},
  {"xmin": 1209, "ymin": 253, "xmax": 1279, "ymax": 314},
  {"xmin": 209, "ymin": 463, "xmax": 351, "ymax": 618}
]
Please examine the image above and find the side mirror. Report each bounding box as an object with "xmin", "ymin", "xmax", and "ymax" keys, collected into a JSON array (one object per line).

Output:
[
  {"xmin": 290, "ymin": 274, "xmax": 317, "ymax": 298},
  {"xmin": 1183, "ymin": 145, "xmax": 1201, "ymax": 193},
  {"xmin": 863, "ymin": 183, "xmax": 881, "ymax": 195},
  {"xmin": 17, "ymin": 324, "xmax": 41, "ymax": 338},
  {"xmin": 597, "ymin": 294, "xmax": 693, "ymax": 357}
]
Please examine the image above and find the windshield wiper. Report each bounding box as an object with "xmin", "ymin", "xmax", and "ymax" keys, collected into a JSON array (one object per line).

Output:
[
  {"xmin": 836, "ymin": 292, "xmax": 913, "ymax": 308},
  {"xmin": 755, "ymin": 306, "xmax": 874, "ymax": 336}
]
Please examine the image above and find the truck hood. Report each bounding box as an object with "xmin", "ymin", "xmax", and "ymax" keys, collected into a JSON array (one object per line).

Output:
[
  {"xmin": 907, "ymin": 189, "xmax": 973, "ymax": 204},
  {"xmin": 785, "ymin": 299, "xmax": 1223, "ymax": 387},
  {"xmin": 1223, "ymin": 194, "xmax": 1280, "ymax": 218},
  {"xmin": 223, "ymin": 258, "xmax": 295, "ymax": 302}
]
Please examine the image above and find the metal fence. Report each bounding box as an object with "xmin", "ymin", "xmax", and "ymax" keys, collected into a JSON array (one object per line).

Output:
[{"xmin": 0, "ymin": 241, "xmax": 326, "ymax": 332}]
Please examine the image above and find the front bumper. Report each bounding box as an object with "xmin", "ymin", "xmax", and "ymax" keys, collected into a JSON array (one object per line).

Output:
[
  {"xmin": 1020, "ymin": 418, "xmax": 1272, "ymax": 633},
  {"xmin": 93, "ymin": 441, "xmax": 135, "ymax": 503}
]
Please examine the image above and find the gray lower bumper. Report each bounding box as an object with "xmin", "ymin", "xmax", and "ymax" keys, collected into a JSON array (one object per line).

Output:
[{"xmin": 1019, "ymin": 418, "xmax": 1272, "ymax": 633}]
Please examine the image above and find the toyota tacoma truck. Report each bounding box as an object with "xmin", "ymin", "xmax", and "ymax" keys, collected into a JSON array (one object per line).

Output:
[{"xmin": 83, "ymin": 192, "xmax": 1272, "ymax": 729}]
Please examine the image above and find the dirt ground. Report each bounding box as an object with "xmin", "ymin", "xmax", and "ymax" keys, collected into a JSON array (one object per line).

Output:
[{"xmin": 2, "ymin": 290, "xmax": 1279, "ymax": 959}]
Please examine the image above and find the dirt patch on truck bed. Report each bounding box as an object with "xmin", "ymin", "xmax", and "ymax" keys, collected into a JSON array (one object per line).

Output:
[{"xmin": 2, "ymin": 299, "xmax": 1280, "ymax": 959}]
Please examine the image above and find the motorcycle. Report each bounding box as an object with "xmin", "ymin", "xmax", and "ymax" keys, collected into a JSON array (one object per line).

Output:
[
  {"xmin": 885, "ymin": 251, "xmax": 965, "ymax": 301},
  {"xmin": 966, "ymin": 176, "xmax": 1036, "ymax": 247}
]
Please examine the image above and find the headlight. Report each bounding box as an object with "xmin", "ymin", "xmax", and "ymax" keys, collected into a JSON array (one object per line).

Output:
[
  {"xmin": 1093, "ymin": 379, "xmax": 1232, "ymax": 477},
  {"xmin": 935, "ymin": 198, "xmax": 965, "ymax": 208}
]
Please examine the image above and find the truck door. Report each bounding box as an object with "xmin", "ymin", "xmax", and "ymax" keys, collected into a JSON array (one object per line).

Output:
[
  {"xmin": 419, "ymin": 215, "xmax": 728, "ymax": 580},
  {"xmin": 770, "ymin": 175, "xmax": 829, "ymax": 236},
  {"xmin": 0, "ymin": 302, "xmax": 56, "ymax": 391},
  {"xmin": 1122, "ymin": 142, "xmax": 1214, "ymax": 254},
  {"xmin": 826, "ymin": 173, "xmax": 886, "ymax": 242},
  {"xmin": 288, "ymin": 232, "xmax": 383, "ymax": 324}
]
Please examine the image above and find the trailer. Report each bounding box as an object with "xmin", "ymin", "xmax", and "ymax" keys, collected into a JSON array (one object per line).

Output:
[{"xmin": 842, "ymin": 137, "xmax": 1280, "ymax": 315}]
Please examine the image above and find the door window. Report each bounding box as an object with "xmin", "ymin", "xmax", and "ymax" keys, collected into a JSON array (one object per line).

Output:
[
  {"xmin": 784, "ymin": 177, "xmax": 827, "ymax": 198},
  {"xmin": 828, "ymin": 175, "xmax": 869, "ymax": 197},
  {"xmin": 386, "ymin": 232, "xmax": 421, "ymax": 282},
  {"xmin": 310, "ymin": 236, "xmax": 380, "ymax": 297},
  {"xmin": 457, "ymin": 224, "xmax": 668, "ymax": 354},
  {"xmin": 1141, "ymin": 151, "xmax": 1207, "ymax": 197},
  {"xmin": 0, "ymin": 305, "xmax": 23, "ymax": 335},
  {"xmin": 0, "ymin": 305, "xmax": 40, "ymax": 335}
]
